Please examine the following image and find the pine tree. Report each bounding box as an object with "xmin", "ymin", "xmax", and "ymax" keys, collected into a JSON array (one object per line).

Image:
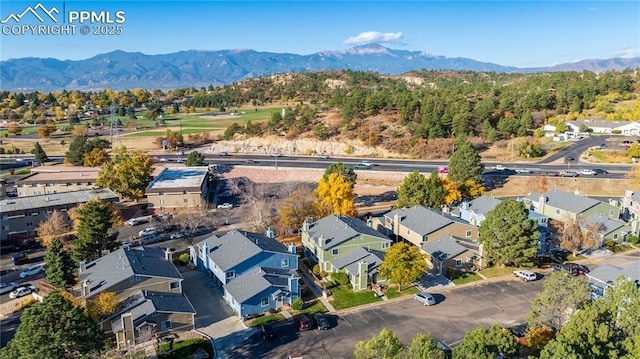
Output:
[
  {"xmin": 323, "ymin": 162, "xmax": 357, "ymax": 188},
  {"xmin": 33, "ymin": 142, "xmax": 48, "ymax": 164},
  {"xmin": 44, "ymin": 237, "xmax": 76, "ymax": 289},
  {"xmin": 448, "ymin": 137, "xmax": 484, "ymax": 184},
  {"xmin": 72, "ymin": 198, "xmax": 119, "ymax": 262},
  {"xmin": 64, "ymin": 135, "xmax": 87, "ymax": 166},
  {"xmin": 185, "ymin": 151, "xmax": 206, "ymax": 166}
]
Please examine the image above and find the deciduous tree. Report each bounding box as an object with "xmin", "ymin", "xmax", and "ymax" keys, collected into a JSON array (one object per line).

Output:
[
  {"xmin": 0, "ymin": 292, "xmax": 103, "ymax": 359},
  {"xmin": 527, "ymin": 270, "xmax": 591, "ymax": 330},
  {"xmin": 401, "ymin": 332, "xmax": 444, "ymax": 359},
  {"xmin": 458, "ymin": 179, "xmax": 485, "ymax": 200},
  {"xmin": 96, "ymin": 146, "xmax": 154, "ymax": 200},
  {"xmin": 44, "ymin": 236, "xmax": 76, "ymax": 289},
  {"xmin": 86, "ymin": 292, "xmax": 118, "ymax": 322},
  {"xmin": 72, "ymin": 198, "xmax": 119, "ymax": 262},
  {"xmin": 185, "ymin": 150, "xmax": 206, "ymax": 166},
  {"xmin": 32, "ymin": 142, "xmax": 48, "ymax": 164},
  {"xmin": 442, "ymin": 177, "xmax": 462, "ymax": 205},
  {"xmin": 37, "ymin": 124, "xmax": 57, "ymax": 138},
  {"xmin": 7, "ymin": 122, "xmax": 22, "ymax": 135},
  {"xmin": 526, "ymin": 326, "xmax": 555, "ymax": 357},
  {"xmin": 448, "ymin": 137, "xmax": 484, "ymax": 184},
  {"xmin": 453, "ymin": 323, "xmax": 518, "ymax": 359},
  {"xmin": 35, "ymin": 209, "xmax": 68, "ymax": 247},
  {"xmin": 378, "ymin": 242, "xmax": 427, "ymax": 291},
  {"xmin": 277, "ymin": 186, "xmax": 319, "ymax": 235},
  {"xmin": 353, "ymin": 328, "xmax": 404, "ymax": 359},
  {"xmin": 83, "ymin": 147, "xmax": 109, "ymax": 167},
  {"xmin": 315, "ymin": 172, "xmax": 356, "ymax": 216},
  {"xmin": 478, "ymin": 199, "xmax": 539, "ymax": 267}
]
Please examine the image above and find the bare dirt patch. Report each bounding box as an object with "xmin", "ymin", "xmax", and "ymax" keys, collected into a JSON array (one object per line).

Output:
[{"xmin": 490, "ymin": 176, "xmax": 636, "ymax": 197}]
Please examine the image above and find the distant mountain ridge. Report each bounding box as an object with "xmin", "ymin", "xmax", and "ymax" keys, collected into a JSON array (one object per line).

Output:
[{"xmin": 1, "ymin": 44, "xmax": 638, "ymax": 91}]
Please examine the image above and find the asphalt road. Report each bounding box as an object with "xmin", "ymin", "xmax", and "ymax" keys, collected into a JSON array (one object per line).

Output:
[{"xmin": 229, "ymin": 277, "xmax": 545, "ymax": 359}]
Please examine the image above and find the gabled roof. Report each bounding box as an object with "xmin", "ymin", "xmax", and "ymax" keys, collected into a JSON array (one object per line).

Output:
[
  {"xmin": 110, "ymin": 290, "xmax": 195, "ymax": 331},
  {"xmin": 80, "ymin": 247, "xmax": 182, "ymax": 298},
  {"xmin": 225, "ymin": 267, "xmax": 295, "ymax": 304},
  {"xmin": 622, "ymin": 261, "xmax": 640, "ymax": 282},
  {"xmin": 567, "ymin": 119, "xmax": 639, "ymax": 129},
  {"xmin": 586, "ymin": 264, "xmax": 624, "ymax": 285},
  {"xmin": 465, "ymin": 196, "xmax": 502, "ymax": 217},
  {"xmin": 385, "ymin": 205, "xmax": 458, "ymax": 236},
  {"xmin": 308, "ymin": 215, "xmax": 390, "ymax": 250},
  {"xmin": 330, "ymin": 247, "xmax": 386, "ymax": 276},
  {"xmin": 525, "ymin": 190, "xmax": 603, "ymax": 214},
  {"xmin": 583, "ymin": 215, "xmax": 629, "ymax": 235},
  {"xmin": 197, "ymin": 230, "xmax": 290, "ymax": 271},
  {"xmin": 422, "ymin": 235, "xmax": 471, "ymax": 261}
]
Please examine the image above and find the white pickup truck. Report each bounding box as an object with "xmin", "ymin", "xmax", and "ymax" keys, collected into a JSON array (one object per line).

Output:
[{"xmin": 492, "ymin": 165, "xmax": 507, "ymax": 171}]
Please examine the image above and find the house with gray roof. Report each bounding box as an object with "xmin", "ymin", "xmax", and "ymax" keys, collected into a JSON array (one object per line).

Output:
[
  {"xmin": 566, "ymin": 119, "xmax": 640, "ymax": 136},
  {"xmin": 329, "ymin": 247, "xmax": 387, "ymax": 290},
  {"xmin": 301, "ymin": 215, "xmax": 391, "ymax": 275},
  {"xmin": 520, "ymin": 189, "xmax": 620, "ymax": 223},
  {"xmin": 423, "ymin": 235, "xmax": 482, "ymax": 274},
  {"xmin": 381, "ymin": 205, "xmax": 478, "ymax": 248},
  {"xmin": 585, "ymin": 261, "xmax": 640, "ymax": 299},
  {"xmin": 582, "ymin": 214, "xmax": 632, "ymax": 244},
  {"xmin": 78, "ymin": 246, "xmax": 193, "ymax": 348},
  {"xmin": 621, "ymin": 190, "xmax": 640, "ymax": 235},
  {"xmin": 190, "ymin": 229, "xmax": 299, "ymax": 319}
]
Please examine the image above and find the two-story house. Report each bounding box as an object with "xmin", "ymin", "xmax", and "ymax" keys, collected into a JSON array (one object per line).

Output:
[
  {"xmin": 190, "ymin": 230, "xmax": 299, "ymax": 319},
  {"xmin": 585, "ymin": 260, "xmax": 640, "ymax": 299},
  {"xmin": 521, "ymin": 189, "xmax": 620, "ymax": 223},
  {"xmin": 79, "ymin": 246, "xmax": 195, "ymax": 349},
  {"xmin": 621, "ymin": 190, "xmax": 640, "ymax": 235},
  {"xmin": 300, "ymin": 215, "xmax": 392, "ymax": 278}
]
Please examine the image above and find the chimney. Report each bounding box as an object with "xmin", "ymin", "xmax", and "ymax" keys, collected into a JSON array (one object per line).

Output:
[
  {"xmin": 288, "ymin": 243, "xmax": 296, "ymax": 254},
  {"xmin": 302, "ymin": 217, "xmax": 313, "ymax": 232},
  {"xmin": 461, "ymin": 201, "xmax": 469, "ymax": 210},
  {"xmin": 442, "ymin": 205, "xmax": 450, "ymax": 214},
  {"xmin": 165, "ymin": 248, "xmax": 173, "ymax": 262},
  {"xmin": 318, "ymin": 235, "xmax": 325, "ymax": 248},
  {"xmin": 393, "ymin": 213, "xmax": 401, "ymax": 235},
  {"xmin": 79, "ymin": 260, "xmax": 86, "ymax": 273},
  {"xmin": 266, "ymin": 228, "xmax": 275, "ymax": 239}
]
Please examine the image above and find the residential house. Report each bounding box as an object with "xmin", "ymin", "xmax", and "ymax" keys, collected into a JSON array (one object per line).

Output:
[
  {"xmin": 191, "ymin": 230, "xmax": 299, "ymax": 319},
  {"xmin": 460, "ymin": 196, "xmax": 549, "ymax": 254},
  {"xmin": 146, "ymin": 167, "xmax": 213, "ymax": 214},
  {"xmin": 520, "ymin": 189, "xmax": 620, "ymax": 223},
  {"xmin": 567, "ymin": 119, "xmax": 640, "ymax": 136},
  {"xmin": 585, "ymin": 261, "xmax": 640, "ymax": 299},
  {"xmin": 329, "ymin": 247, "xmax": 386, "ymax": 291},
  {"xmin": 382, "ymin": 205, "xmax": 479, "ymax": 247},
  {"xmin": 582, "ymin": 214, "xmax": 632, "ymax": 244},
  {"xmin": 423, "ymin": 235, "xmax": 482, "ymax": 274},
  {"xmin": 14, "ymin": 166, "xmax": 101, "ymax": 197},
  {"xmin": 0, "ymin": 188, "xmax": 119, "ymax": 251},
  {"xmin": 621, "ymin": 190, "xmax": 640, "ymax": 235},
  {"xmin": 79, "ymin": 246, "xmax": 195, "ymax": 349},
  {"xmin": 301, "ymin": 215, "xmax": 392, "ymax": 276}
]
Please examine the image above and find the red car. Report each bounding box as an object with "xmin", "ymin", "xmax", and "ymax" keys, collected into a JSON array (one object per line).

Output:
[
  {"xmin": 565, "ymin": 262, "xmax": 590, "ymax": 275},
  {"xmin": 296, "ymin": 315, "xmax": 313, "ymax": 331}
]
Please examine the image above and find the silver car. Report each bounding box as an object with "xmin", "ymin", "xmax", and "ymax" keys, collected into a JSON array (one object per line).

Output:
[{"xmin": 413, "ymin": 292, "xmax": 436, "ymax": 306}]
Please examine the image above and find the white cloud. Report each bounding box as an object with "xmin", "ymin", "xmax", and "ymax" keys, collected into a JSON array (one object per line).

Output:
[
  {"xmin": 616, "ymin": 46, "xmax": 640, "ymax": 58},
  {"xmin": 343, "ymin": 31, "xmax": 405, "ymax": 46}
]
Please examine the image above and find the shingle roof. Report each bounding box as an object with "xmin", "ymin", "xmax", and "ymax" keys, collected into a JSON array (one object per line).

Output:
[
  {"xmin": 197, "ymin": 230, "xmax": 289, "ymax": 271},
  {"xmin": 80, "ymin": 247, "xmax": 182, "ymax": 298},
  {"xmin": 527, "ymin": 190, "xmax": 602, "ymax": 214},
  {"xmin": 308, "ymin": 215, "xmax": 390, "ymax": 250},
  {"xmin": 385, "ymin": 205, "xmax": 455, "ymax": 236},
  {"xmin": 330, "ymin": 247, "xmax": 386, "ymax": 276},
  {"xmin": 567, "ymin": 119, "xmax": 638, "ymax": 129},
  {"xmin": 0, "ymin": 188, "xmax": 118, "ymax": 213},
  {"xmin": 467, "ymin": 196, "xmax": 502, "ymax": 216},
  {"xmin": 622, "ymin": 261, "xmax": 640, "ymax": 282},
  {"xmin": 224, "ymin": 267, "xmax": 295, "ymax": 304},
  {"xmin": 586, "ymin": 264, "xmax": 623, "ymax": 285},
  {"xmin": 110, "ymin": 290, "xmax": 195, "ymax": 331},
  {"xmin": 584, "ymin": 215, "xmax": 628, "ymax": 235},
  {"xmin": 423, "ymin": 235, "xmax": 469, "ymax": 261}
]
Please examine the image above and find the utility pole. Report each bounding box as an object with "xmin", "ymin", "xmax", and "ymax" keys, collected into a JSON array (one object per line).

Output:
[{"xmin": 109, "ymin": 104, "xmax": 121, "ymax": 147}]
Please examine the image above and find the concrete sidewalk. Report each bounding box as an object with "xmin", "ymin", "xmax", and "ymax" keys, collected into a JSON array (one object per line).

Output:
[{"xmin": 297, "ymin": 267, "xmax": 336, "ymax": 312}]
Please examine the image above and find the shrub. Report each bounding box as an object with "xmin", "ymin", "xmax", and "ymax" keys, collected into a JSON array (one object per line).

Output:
[
  {"xmin": 177, "ymin": 253, "xmax": 190, "ymax": 266},
  {"xmin": 320, "ymin": 270, "xmax": 327, "ymax": 279},
  {"xmin": 628, "ymin": 235, "xmax": 640, "ymax": 245},
  {"xmin": 312, "ymin": 264, "xmax": 320, "ymax": 275},
  {"xmin": 331, "ymin": 271, "xmax": 349, "ymax": 285},
  {"xmin": 268, "ymin": 308, "xmax": 277, "ymax": 314},
  {"xmin": 291, "ymin": 297, "xmax": 304, "ymax": 311},
  {"xmin": 604, "ymin": 240, "xmax": 616, "ymax": 250}
]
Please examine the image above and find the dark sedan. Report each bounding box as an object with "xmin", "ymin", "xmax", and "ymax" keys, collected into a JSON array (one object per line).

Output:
[
  {"xmin": 314, "ymin": 313, "xmax": 330, "ymax": 330},
  {"xmin": 260, "ymin": 324, "xmax": 277, "ymax": 340}
]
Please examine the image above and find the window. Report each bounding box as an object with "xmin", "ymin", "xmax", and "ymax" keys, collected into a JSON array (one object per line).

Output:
[
  {"xmin": 161, "ymin": 320, "xmax": 172, "ymax": 331},
  {"xmin": 465, "ymin": 230, "xmax": 472, "ymax": 237},
  {"xmin": 332, "ymin": 248, "xmax": 339, "ymax": 255},
  {"xmin": 455, "ymin": 259, "xmax": 462, "ymax": 267},
  {"xmin": 34, "ymin": 191, "xmax": 42, "ymax": 195},
  {"xmin": 1, "ymin": 225, "xmax": 9, "ymax": 231},
  {"xmin": 381, "ymin": 242, "xmax": 389, "ymax": 249},
  {"xmin": 19, "ymin": 191, "xmax": 26, "ymax": 196},
  {"xmin": 184, "ymin": 198, "xmax": 188, "ymax": 203},
  {"xmin": 159, "ymin": 191, "xmax": 164, "ymax": 195},
  {"xmin": 25, "ymin": 222, "xmax": 33, "ymax": 227},
  {"xmin": 160, "ymin": 199, "xmax": 164, "ymax": 205},
  {"xmin": 31, "ymin": 184, "xmax": 37, "ymax": 187},
  {"xmin": 226, "ymin": 271, "xmax": 235, "ymax": 279},
  {"xmin": 541, "ymin": 218, "xmax": 547, "ymax": 224},
  {"xmin": 281, "ymin": 258, "xmax": 289, "ymax": 267},
  {"xmin": 261, "ymin": 297, "xmax": 269, "ymax": 306},
  {"xmin": 613, "ymin": 234, "xmax": 618, "ymax": 240},
  {"xmin": 609, "ymin": 210, "xmax": 614, "ymax": 216},
  {"xmin": 555, "ymin": 209, "xmax": 560, "ymax": 215},
  {"xmin": 170, "ymin": 282, "xmax": 180, "ymax": 290}
]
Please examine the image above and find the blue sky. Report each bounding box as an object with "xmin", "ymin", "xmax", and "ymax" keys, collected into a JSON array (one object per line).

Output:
[{"xmin": 1, "ymin": 1, "xmax": 639, "ymax": 67}]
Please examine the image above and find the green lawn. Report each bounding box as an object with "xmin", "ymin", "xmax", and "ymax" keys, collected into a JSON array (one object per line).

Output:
[
  {"xmin": 479, "ymin": 266, "xmax": 517, "ymax": 278},
  {"xmin": 611, "ymin": 243, "xmax": 634, "ymax": 253},
  {"xmin": 446, "ymin": 271, "xmax": 483, "ymax": 285},
  {"xmin": 384, "ymin": 285, "xmax": 420, "ymax": 299},
  {"xmin": 247, "ymin": 313, "xmax": 285, "ymax": 327},
  {"xmin": 123, "ymin": 128, "xmax": 211, "ymax": 137},
  {"xmin": 296, "ymin": 300, "xmax": 328, "ymax": 316},
  {"xmin": 329, "ymin": 284, "xmax": 382, "ymax": 310},
  {"xmin": 158, "ymin": 338, "xmax": 213, "ymax": 359}
]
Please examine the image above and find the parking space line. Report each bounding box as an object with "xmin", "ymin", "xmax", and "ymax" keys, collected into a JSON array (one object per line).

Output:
[
  {"xmin": 341, "ymin": 316, "xmax": 353, "ymax": 327},
  {"xmin": 373, "ymin": 310, "xmax": 385, "ymax": 321},
  {"xmin": 358, "ymin": 312, "xmax": 370, "ymax": 323}
]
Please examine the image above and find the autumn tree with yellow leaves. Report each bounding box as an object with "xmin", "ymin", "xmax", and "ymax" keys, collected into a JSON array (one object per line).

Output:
[
  {"xmin": 36, "ymin": 209, "xmax": 69, "ymax": 247},
  {"xmin": 86, "ymin": 292, "xmax": 118, "ymax": 322},
  {"xmin": 315, "ymin": 172, "xmax": 356, "ymax": 217},
  {"xmin": 96, "ymin": 146, "xmax": 154, "ymax": 200},
  {"xmin": 278, "ymin": 186, "xmax": 320, "ymax": 235},
  {"xmin": 83, "ymin": 147, "xmax": 109, "ymax": 167}
]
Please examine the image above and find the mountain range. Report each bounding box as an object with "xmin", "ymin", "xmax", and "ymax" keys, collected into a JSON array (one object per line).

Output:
[{"xmin": 1, "ymin": 44, "xmax": 639, "ymax": 92}]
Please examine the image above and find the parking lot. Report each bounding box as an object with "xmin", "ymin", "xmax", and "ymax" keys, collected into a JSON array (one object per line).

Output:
[{"xmin": 229, "ymin": 277, "xmax": 544, "ymax": 359}]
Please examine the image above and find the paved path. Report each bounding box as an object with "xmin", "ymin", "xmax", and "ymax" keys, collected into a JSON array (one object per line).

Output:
[{"xmin": 297, "ymin": 267, "xmax": 336, "ymax": 312}]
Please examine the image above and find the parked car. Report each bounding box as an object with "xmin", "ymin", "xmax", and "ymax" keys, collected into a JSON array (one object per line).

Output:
[
  {"xmin": 260, "ymin": 324, "xmax": 277, "ymax": 340},
  {"xmin": 296, "ymin": 315, "xmax": 314, "ymax": 331},
  {"xmin": 139, "ymin": 234, "xmax": 160, "ymax": 245},
  {"xmin": 9, "ymin": 284, "xmax": 38, "ymax": 299},
  {"xmin": 12, "ymin": 252, "xmax": 29, "ymax": 266},
  {"xmin": 314, "ymin": 313, "xmax": 330, "ymax": 330},
  {"xmin": 514, "ymin": 270, "xmax": 537, "ymax": 282},
  {"xmin": 127, "ymin": 218, "xmax": 140, "ymax": 226},
  {"xmin": 138, "ymin": 227, "xmax": 158, "ymax": 237},
  {"xmin": 19, "ymin": 265, "xmax": 45, "ymax": 278},
  {"xmin": 0, "ymin": 282, "xmax": 18, "ymax": 295},
  {"xmin": 413, "ymin": 292, "xmax": 436, "ymax": 306},
  {"xmin": 564, "ymin": 262, "xmax": 590, "ymax": 275},
  {"xmin": 170, "ymin": 231, "xmax": 185, "ymax": 240},
  {"xmin": 217, "ymin": 202, "xmax": 233, "ymax": 209}
]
